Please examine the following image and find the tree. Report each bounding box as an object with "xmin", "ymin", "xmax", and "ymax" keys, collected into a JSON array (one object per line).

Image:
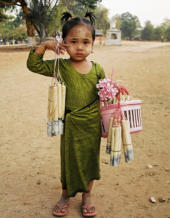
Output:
[
  {"xmin": 113, "ymin": 14, "xmax": 121, "ymax": 30},
  {"xmin": 62, "ymin": 0, "xmax": 102, "ymax": 17},
  {"xmin": 75, "ymin": 0, "xmax": 102, "ymax": 11},
  {"xmin": 141, "ymin": 21, "xmax": 154, "ymax": 41},
  {"xmin": 0, "ymin": 0, "xmax": 103, "ymax": 42},
  {"xmin": 0, "ymin": 0, "xmax": 35, "ymax": 38},
  {"xmin": 0, "ymin": 21, "xmax": 26, "ymax": 40},
  {"xmin": 0, "ymin": 0, "xmax": 63, "ymax": 42},
  {"xmin": 161, "ymin": 18, "xmax": 170, "ymax": 29},
  {"xmin": 153, "ymin": 26, "xmax": 164, "ymax": 41},
  {"xmin": 27, "ymin": 0, "xmax": 60, "ymax": 42},
  {"xmin": 95, "ymin": 5, "xmax": 109, "ymax": 34},
  {"xmin": 160, "ymin": 19, "xmax": 170, "ymax": 41},
  {"xmin": 48, "ymin": 0, "xmax": 104, "ymax": 36},
  {"xmin": 165, "ymin": 26, "xmax": 170, "ymax": 41},
  {"xmin": 120, "ymin": 12, "xmax": 141, "ymax": 40}
]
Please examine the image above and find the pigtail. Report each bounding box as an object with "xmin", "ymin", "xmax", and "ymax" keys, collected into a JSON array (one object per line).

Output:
[
  {"xmin": 84, "ymin": 12, "xmax": 96, "ymax": 25},
  {"xmin": 61, "ymin": 12, "xmax": 72, "ymax": 24}
]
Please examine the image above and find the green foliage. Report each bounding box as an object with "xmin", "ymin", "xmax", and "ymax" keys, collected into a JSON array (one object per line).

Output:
[
  {"xmin": 0, "ymin": 9, "xmax": 8, "ymax": 22},
  {"xmin": 0, "ymin": 0, "xmax": 103, "ymax": 41},
  {"xmin": 0, "ymin": 0, "xmax": 18, "ymax": 13},
  {"xmin": 113, "ymin": 14, "xmax": 121, "ymax": 30},
  {"xmin": 141, "ymin": 21, "xmax": 154, "ymax": 41},
  {"xmin": 60, "ymin": 0, "xmax": 80, "ymax": 16},
  {"xmin": 0, "ymin": 3, "xmax": 13, "ymax": 23},
  {"xmin": 27, "ymin": 0, "xmax": 102, "ymax": 41},
  {"xmin": 58, "ymin": 1, "xmax": 109, "ymax": 35},
  {"xmin": 95, "ymin": 5, "xmax": 110, "ymax": 34},
  {"xmin": 62, "ymin": 0, "xmax": 102, "ymax": 17},
  {"xmin": 0, "ymin": 4, "xmax": 25, "ymax": 39},
  {"xmin": 47, "ymin": 0, "xmax": 68, "ymax": 36},
  {"xmin": 165, "ymin": 26, "xmax": 170, "ymax": 41},
  {"xmin": 161, "ymin": 18, "xmax": 170, "ymax": 29},
  {"xmin": 153, "ymin": 26, "xmax": 164, "ymax": 41},
  {"xmin": 139, "ymin": 19, "xmax": 170, "ymax": 41},
  {"xmin": 13, "ymin": 10, "xmax": 24, "ymax": 26},
  {"xmin": 160, "ymin": 19, "xmax": 170, "ymax": 41},
  {"xmin": 27, "ymin": 0, "xmax": 60, "ymax": 40},
  {"xmin": 1, "ymin": 0, "xmax": 170, "ymax": 42},
  {"xmin": 0, "ymin": 20, "xmax": 27, "ymax": 39},
  {"xmin": 120, "ymin": 12, "xmax": 141, "ymax": 40},
  {"xmin": 75, "ymin": 0, "xmax": 102, "ymax": 11}
]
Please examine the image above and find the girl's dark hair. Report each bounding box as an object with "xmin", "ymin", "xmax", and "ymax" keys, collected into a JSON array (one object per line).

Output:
[{"xmin": 61, "ymin": 12, "xmax": 96, "ymax": 41}]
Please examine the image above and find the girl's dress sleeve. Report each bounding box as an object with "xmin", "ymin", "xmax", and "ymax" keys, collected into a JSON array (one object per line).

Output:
[{"xmin": 27, "ymin": 49, "xmax": 54, "ymax": 77}]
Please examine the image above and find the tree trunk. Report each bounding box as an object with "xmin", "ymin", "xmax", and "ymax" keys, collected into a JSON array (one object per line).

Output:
[
  {"xmin": 39, "ymin": 23, "xmax": 46, "ymax": 42},
  {"xmin": 20, "ymin": 1, "xmax": 34, "ymax": 37},
  {"xmin": 20, "ymin": 0, "xmax": 36, "ymax": 46}
]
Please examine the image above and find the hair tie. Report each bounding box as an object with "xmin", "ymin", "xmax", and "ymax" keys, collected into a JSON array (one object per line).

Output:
[
  {"xmin": 61, "ymin": 12, "xmax": 73, "ymax": 23},
  {"xmin": 84, "ymin": 12, "xmax": 96, "ymax": 25}
]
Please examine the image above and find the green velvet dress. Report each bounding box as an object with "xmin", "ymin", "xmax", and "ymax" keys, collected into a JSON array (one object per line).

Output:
[{"xmin": 27, "ymin": 50, "xmax": 105, "ymax": 197}]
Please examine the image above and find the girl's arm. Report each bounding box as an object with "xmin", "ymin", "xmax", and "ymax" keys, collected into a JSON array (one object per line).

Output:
[
  {"xmin": 35, "ymin": 41, "xmax": 66, "ymax": 55},
  {"xmin": 27, "ymin": 41, "xmax": 66, "ymax": 77}
]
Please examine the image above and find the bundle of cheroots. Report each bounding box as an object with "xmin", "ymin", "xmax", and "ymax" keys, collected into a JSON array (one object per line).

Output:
[
  {"xmin": 96, "ymin": 70, "xmax": 142, "ymax": 166},
  {"xmin": 106, "ymin": 111, "xmax": 134, "ymax": 166},
  {"xmin": 47, "ymin": 36, "xmax": 66, "ymax": 136}
]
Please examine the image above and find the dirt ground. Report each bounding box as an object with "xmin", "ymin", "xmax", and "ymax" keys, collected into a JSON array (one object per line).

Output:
[{"xmin": 0, "ymin": 41, "xmax": 170, "ymax": 218}]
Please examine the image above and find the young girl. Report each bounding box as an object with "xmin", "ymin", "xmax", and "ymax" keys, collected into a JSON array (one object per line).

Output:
[{"xmin": 27, "ymin": 12, "xmax": 105, "ymax": 217}]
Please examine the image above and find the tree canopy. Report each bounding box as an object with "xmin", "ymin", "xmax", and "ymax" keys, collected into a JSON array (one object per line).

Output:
[
  {"xmin": 75, "ymin": 0, "xmax": 101, "ymax": 11},
  {"xmin": 1, "ymin": 1, "xmax": 170, "ymax": 42},
  {"xmin": 141, "ymin": 21, "xmax": 154, "ymax": 41},
  {"xmin": 119, "ymin": 12, "xmax": 141, "ymax": 40},
  {"xmin": 95, "ymin": 5, "xmax": 109, "ymax": 34},
  {"xmin": 0, "ymin": 0, "xmax": 102, "ymax": 41}
]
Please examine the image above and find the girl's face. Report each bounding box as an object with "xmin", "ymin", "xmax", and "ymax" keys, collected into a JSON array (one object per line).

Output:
[{"xmin": 64, "ymin": 25, "xmax": 93, "ymax": 61}]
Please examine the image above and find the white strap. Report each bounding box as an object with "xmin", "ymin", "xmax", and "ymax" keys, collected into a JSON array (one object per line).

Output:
[{"xmin": 53, "ymin": 43, "xmax": 61, "ymax": 82}]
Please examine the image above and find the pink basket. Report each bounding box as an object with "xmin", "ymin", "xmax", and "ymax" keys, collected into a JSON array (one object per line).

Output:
[{"xmin": 100, "ymin": 99, "xmax": 142, "ymax": 138}]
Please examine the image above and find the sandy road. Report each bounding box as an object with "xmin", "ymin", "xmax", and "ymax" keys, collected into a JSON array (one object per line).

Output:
[{"xmin": 0, "ymin": 41, "xmax": 170, "ymax": 218}]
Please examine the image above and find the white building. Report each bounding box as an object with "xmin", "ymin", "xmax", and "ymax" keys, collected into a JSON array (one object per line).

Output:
[{"xmin": 105, "ymin": 17, "xmax": 121, "ymax": 45}]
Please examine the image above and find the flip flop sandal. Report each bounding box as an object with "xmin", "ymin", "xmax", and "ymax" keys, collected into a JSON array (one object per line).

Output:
[
  {"xmin": 52, "ymin": 203, "xmax": 68, "ymax": 217},
  {"xmin": 81, "ymin": 204, "xmax": 97, "ymax": 217}
]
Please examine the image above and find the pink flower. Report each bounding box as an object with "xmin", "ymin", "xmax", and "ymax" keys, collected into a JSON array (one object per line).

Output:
[{"xmin": 96, "ymin": 78, "xmax": 119, "ymax": 101}]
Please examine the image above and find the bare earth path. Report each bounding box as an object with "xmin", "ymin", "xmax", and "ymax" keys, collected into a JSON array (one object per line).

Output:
[{"xmin": 0, "ymin": 41, "xmax": 170, "ymax": 218}]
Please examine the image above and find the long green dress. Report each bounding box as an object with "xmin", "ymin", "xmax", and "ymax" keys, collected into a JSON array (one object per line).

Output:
[{"xmin": 27, "ymin": 49, "xmax": 105, "ymax": 197}]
